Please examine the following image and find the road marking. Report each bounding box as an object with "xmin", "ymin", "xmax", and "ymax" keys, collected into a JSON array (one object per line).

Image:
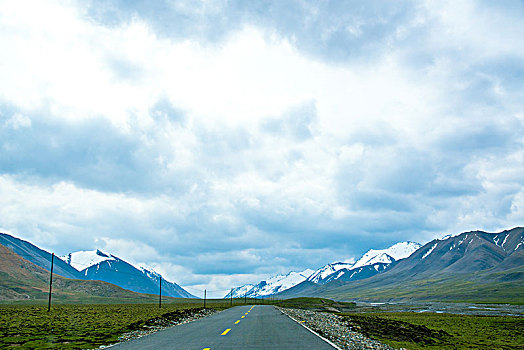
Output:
[
  {"xmin": 241, "ymin": 315, "xmax": 245, "ymax": 318},
  {"xmin": 235, "ymin": 320, "xmax": 240, "ymax": 324},
  {"xmin": 281, "ymin": 310, "xmax": 342, "ymax": 350},
  {"xmin": 221, "ymin": 328, "xmax": 231, "ymax": 336},
  {"xmin": 203, "ymin": 348, "xmax": 211, "ymax": 350},
  {"xmin": 245, "ymin": 312, "xmax": 249, "ymax": 315}
]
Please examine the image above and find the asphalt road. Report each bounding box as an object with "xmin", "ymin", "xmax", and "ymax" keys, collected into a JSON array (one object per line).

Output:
[{"xmin": 110, "ymin": 305, "xmax": 336, "ymax": 349}]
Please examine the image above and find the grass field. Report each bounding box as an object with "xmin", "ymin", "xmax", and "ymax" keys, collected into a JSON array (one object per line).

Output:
[
  {"xmin": 341, "ymin": 312, "xmax": 524, "ymax": 349},
  {"xmin": 275, "ymin": 298, "xmax": 524, "ymax": 349},
  {"xmin": 3, "ymin": 297, "xmax": 523, "ymax": 349},
  {"xmin": 0, "ymin": 299, "xmax": 248, "ymax": 349}
]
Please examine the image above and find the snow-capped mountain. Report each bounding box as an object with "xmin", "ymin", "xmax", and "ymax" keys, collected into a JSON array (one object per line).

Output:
[
  {"xmin": 60, "ymin": 249, "xmax": 195, "ymax": 298},
  {"xmin": 322, "ymin": 263, "xmax": 391, "ymax": 284},
  {"xmin": 277, "ymin": 227, "xmax": 524, "ymax": 301},
  {"xmin": 227, "ymin": 241, "xmax": 422, "ymax": 296},
  {"xmin": 60, "ymin": 249, "xmax": 116, "ymax": 271},
  {"xmin": 352, "ymin": 241, "xmax": 422, "ymax": 269},
  {"xmin": 308, "ymin": 241, "xmax": 422, "ymax": 285},
  {"xmin": 391, "ymin": 228, "xmax": 524, "ymax": 274},
  {"xmin": 227, "ymin": 284, "xmax": 256, "ymax": 299},
  {"xmin": 225, "ymin": 269, "xmax": 314, "ymax": 298},
  {"xmin": 306, "ymin": 262, "xmax": 354, "ymax": 283}
]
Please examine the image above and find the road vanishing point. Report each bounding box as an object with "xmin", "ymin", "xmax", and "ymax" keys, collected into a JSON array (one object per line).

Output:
[{"xmin": 110, "ymin": 305, "xmax": 336, "ymax": 349}]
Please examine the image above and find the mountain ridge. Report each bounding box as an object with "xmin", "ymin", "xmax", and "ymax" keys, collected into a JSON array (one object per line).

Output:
[
  {"xmin": 0, "ymin": 233, "xmax": 195, "ymax": 299},
  {"xmin": 0, "ymin": 243, "xmax": 171, "ymax": 302},
  {"xmin": 276, "ymin": 227, "xmax": 524, "ymax": 302},
  {"xmin": 226, "ymin": 240, "xmax": 421, "ymax": 297},
  {"xmin": 61, "ymin": 249, "xmax": 196, "ymax": 298}
]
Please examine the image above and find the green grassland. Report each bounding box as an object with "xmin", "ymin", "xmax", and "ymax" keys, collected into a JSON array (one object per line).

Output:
[
  {"xmin": 0, "ymin": 300, "xmax": 244, "ymax": 349},
  {"xmin": 275, "ymin": 298, "xmax": 524, "ymax": 349},
  {"xmin": 341, "ymin": 312, "xmax": 524, "ymax": 349}
]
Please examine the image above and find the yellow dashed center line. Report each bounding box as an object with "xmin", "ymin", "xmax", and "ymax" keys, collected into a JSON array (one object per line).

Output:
[
  {"xmin": 241, "ymin": 315, "xmax": 245, "ymax": 318},
  {"xmin": 235, "ymin": 320, "xmax": 240, "ymax": 324},
  {"xmin": 221, "ymin": 328, "xmax": 231, "ymax": 336},
  {"xmin": 203, "ymin": 348, "xmax": 211, "ymax": 350}
]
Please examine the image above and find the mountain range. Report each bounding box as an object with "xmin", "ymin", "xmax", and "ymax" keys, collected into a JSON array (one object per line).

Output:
[
  {"xmin": 0, "ymin": 241, "xmax": 169, "ymax": 302},
  {"xmin": 277, "ymin": 227, "xmax": 524, "ymax": 303},
  {"xmin": 226, "ymin": 241, "xmax": 421, "ymax": 298},
  {"xmin": 0, "ymin": 233, "xmax": 195, "ymax": 300},
  {"xmin": 225, "ymin": 268, "xmax": 315, "ymax": 298},
  {"xmin": 2, "ymin": 227, "xmax": 523, "ymax": 303}
]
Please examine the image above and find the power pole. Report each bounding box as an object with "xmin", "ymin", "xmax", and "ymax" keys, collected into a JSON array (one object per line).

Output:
[
  {"xmin": 47, "ymin": 253, "xmax": 54, "ymax": 312},
  {"xmin": 230, "ymin": 288, "xmax": 233, "ymax": 306},
  {"xmin": 159, "ymin": 276, "xmax": 162, "ymax": 309},
  {"xmin": 203, "ymin": 289, "xmax": 206, "ymax": 309},
  {"xmin": 244, "ymin": 291, "xmax": 247, "ymax": 304}
]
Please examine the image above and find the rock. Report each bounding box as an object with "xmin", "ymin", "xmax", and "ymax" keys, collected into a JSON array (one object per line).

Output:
[{"xmin": 278, "ymin": 307, "xmax": 395, "ymax": 350}]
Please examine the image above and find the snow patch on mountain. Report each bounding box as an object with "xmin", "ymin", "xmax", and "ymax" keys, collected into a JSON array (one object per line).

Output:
[
  {"xmin": 266, "ymin": 269, "xmax": 315, "ymax": 291},
  {"xmin": 422, "ymin": 242, "xmax": 438, "ymax": 259},
  {"xmin": 60, "ymin": 249, "xmax": 116, "ymax": 270},
  {"xmin": 227, "ymin": 284, "xmax": 256, "ymax": 298},
  {"xmin": 306, "ymin": 262, "xmax": 353, "ymax": 283},
  {"xmin": 352, "ymin": 242, "xmax": 421, "ymax": 269},
  {"xmin": 226, "ymin": 268, "xmax": 314, "ymax": 298},
  {"xmin": 515, "ymin": 239, "xmax": 524, "ymax": 251},
  {"xmin": 139, "ymin": 265, "xmax": 161, "ymax": 279}
]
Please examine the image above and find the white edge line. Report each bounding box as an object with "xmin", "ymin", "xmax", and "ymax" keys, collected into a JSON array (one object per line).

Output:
[{"xmin": 276, "ymin": 307, "xmax": 342, "ymax": 350}]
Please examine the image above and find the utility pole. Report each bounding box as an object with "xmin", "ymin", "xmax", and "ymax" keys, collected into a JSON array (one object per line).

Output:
[
  {"xmin": 47, "ymin": 253, "xmax": 54, "ymax": 312},
  {"xmin": 230, "ymin": 288, "xmax": 233, "ymax": 306},
  {"xmin": 203, "ymin": 289, "xmax": 206, "ymax": 309},
  {"xmin": 159, "ymin": 276, "xmax": 162, "ymax": 309},
  {"xmin": 244, "ymin": 291, "xmax": 246, "ymax": 304}
]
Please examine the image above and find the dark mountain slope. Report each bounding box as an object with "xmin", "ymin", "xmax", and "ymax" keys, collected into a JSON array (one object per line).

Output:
[
  {"xmin": 77, "ymin": 252, "xmax": 195, "ymax": 298},
  {"xmin": 0, "ymin": 233, "xmax": 83, "ymax": 279},
  {"xmin": 0, "ymin": 232, "xmax": 195, "ymax": 298},
  {"xmin": 0, "ymin": 243, "xmax": 164, "ymax": 302}
]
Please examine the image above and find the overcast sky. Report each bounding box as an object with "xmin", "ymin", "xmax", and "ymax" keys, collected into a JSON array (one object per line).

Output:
[{"xmin": 1, "ymin": 0, "xmax": 523, "ymax": 297}]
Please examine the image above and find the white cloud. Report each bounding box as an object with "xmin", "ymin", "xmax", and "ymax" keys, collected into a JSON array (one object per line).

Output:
[{"xmin": 0, "ymin": 0, "xmax": 523, "ymax": 291}]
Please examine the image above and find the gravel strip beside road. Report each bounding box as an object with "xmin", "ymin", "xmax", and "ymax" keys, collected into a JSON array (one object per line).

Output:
[{"xmin": 278, "ymin": 307, "xmax": 395, "ymax": 350}]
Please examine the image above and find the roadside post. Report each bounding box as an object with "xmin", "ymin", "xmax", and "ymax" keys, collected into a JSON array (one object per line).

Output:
[{"xmin": 47, "ymin": 253, "xmax": 54, "ymax": 312}]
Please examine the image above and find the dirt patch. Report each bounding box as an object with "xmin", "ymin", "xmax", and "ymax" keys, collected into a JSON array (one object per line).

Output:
[{"xmin": 344, "ymin": 314, "xmax": 451, "ymax": 345}]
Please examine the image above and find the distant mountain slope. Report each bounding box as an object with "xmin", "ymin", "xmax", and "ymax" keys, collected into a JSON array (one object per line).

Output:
[
  {"xmin": 278, "ymin": 227, "xmax": 524, "ymax": 303},
  {"xmin": 0, "ymin": 233, "xmax": 83, "ymax": 279},
  {"xmin": 225, "ymin": 269, "xmax": 314, "ymax": 298},
  {"xmin": 62, "ymin": 249, "xmax": 195, "ymax": 298},
  {"xmin": 0, "ymin": 243, "xmax": 162, "ymax": 302},
  {"xmin": 227, "ymin": 241, "xmax": 421, "ymax": 297}
]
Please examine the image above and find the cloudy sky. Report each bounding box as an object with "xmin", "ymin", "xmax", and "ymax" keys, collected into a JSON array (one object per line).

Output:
[{"xmin": 1, "ymin": 0, "xmax": 523, "ymax": 296}]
